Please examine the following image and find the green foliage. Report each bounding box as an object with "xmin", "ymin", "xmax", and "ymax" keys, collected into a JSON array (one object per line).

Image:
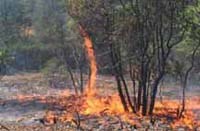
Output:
[
  {"xmin": 0, "ymin": 0, "xmax": 85, "ymax": 72},
  {"xmin": 173, "ymin": 0, "xmax": 200, "ymax": 75},
  {"xmin": 0, "ymin": 49, "xmax": 10, "ymax": 65},
  {"xmin": 185, "ymin": 1, "xmax": 200, "ymax": 25},
  {"xmin": 0, "ymin": 50, "xmax": 6, "ymax": 64},
  {"xmin": 184, "ymin": 0, "xmax": 200, "ymax": 39}
]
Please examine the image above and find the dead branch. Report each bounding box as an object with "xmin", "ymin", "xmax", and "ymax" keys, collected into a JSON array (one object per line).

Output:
[{"xmin": 72, "ymin": 111, "xmax": 82, "ymax": 130}]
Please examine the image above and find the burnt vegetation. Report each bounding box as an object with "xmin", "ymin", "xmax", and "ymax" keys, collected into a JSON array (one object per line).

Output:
[{"xmin": 0, "ymin": 0, "xmax": 200, "ymax": 130}]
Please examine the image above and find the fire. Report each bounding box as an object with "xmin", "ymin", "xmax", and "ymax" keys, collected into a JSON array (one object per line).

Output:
[
  {"xmin": 82, "ymin": 94, "xmax": 125, "ymax": 115},
  {"xmin": 154, "ymin": 99, "xmax": 200, "ymax": 129},
  {"xmin": 76, "ymin": 26, "xmax": 143, "ymax": 126},
  {"xmin": 10, "ymin": 90, "xmax": 199, "ymax": 129},
  {"xmin": 77, "ymin": 26, "xmax": 138, "ymax": 124},
  {"xmin": 8, "ymin": 26, "xmax": 199, "ymax": 130},
  {"xmin": 50, "ymin": 93, "xmax": 140, "ymax": 126},
  {"xmin": 40, "ymin": 25, "xmax": 198, "ymax": 129},
  {"xmin": 42, "ymin": 91, "xmax": 199, "ymax": 129},
  {"xmin": 79, "ymin": 25, "xmax": 97, "ymax": 95}
]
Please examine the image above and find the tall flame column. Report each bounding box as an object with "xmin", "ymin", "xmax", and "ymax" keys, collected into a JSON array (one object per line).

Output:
[{"xmin": 79, "ymin": 25, "xmax": 97, "ymax": 95}]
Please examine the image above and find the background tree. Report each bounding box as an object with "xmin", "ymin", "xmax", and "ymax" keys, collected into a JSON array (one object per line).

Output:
[{"xmin": 172, "ymin": 0, "xmax": 200, "ymax": 118}]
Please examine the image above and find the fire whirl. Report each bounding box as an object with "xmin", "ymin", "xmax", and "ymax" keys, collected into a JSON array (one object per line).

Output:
[{"xmin": 79, "ymin": 25, "xmax": 97, "ymax": 96}]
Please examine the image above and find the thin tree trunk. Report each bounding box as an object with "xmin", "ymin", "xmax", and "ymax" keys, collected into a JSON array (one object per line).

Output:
[
  {"xmin": 137, "ymin": 81, "xmax": 142, "ymax": 111},
  {"xmin": 66, "ymin": 64, "xmax": 78, "ymax": 95},
  {"xmin": 115, "ymin": 75, "xmax": 129, "ymax": 112},
  {"xmin": 129, "ymin": 62, "xmax": 137, "ymax": 112},
  {"xmin": 142, "ymin": 81, "xmax": 147, "ymax": 116},
  {"xmin": 109, "ymin": 44, "xmax": 129, "ymax": 112},
  {"xmin": 178, "ymin": 43, "xmax": 200, "ymax": 118},
  {"xmin": 141, "ymin": 63, "xmax": 148, "ymax": 116},
  {"xmin": 120, "ymin": 73, "xmax": 136, "ymax": 113},
  {"xmin": 79, "ymin": 66, "xmax": 84, "ymax": 93},
  {"xmin": 178, "ymin": 79, "xmax": 186, "ymax": 118},
  {"xmin": 149, "ymin": 73, "xmax": 164, "ymax": 115}
]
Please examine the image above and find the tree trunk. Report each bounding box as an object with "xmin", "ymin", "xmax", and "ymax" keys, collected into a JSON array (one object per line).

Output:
[
  {"xmin": 120, "ymin": 73, "xmax": 136, "ymax": 113},
  {"xmin": 142, "ymin": 81, "xmax": 147, "ymax": 116},
  {"xmin": 115, "ymin": 75, "xmax": 129, "ymax": 112},
  {"xmin": 66, "ymin": 64, "xmax": 78, "ymax": 95},
  {"xmin": 79, "ymin": 66, "xmax": 84, "ymax": 93},
  {"xmin": 137, "ymin": 81, "xmax": 142, "ymax": 111},
  {"xmin": 129, "ymin": 62, "xmax": 138, "ymax": 112},
  {"xmin": 109, "ymin": 44, "xmax": 129, "ymax": 112},
  {"xmin": 178, "ymin": 43, "xmax": 200, "ymax": 118},
  {"xmin": 149, "ymin": 73, "xmax": 164, "ymax": 115},
  {"xmin": 178, "ymin": 80, "xmax": 186, "ymax": 118}
]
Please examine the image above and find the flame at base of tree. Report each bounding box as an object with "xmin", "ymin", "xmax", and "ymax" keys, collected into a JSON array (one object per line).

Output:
[
  {"xmin": 11, "ymin": 89, "xmax": 200, "ymax": 129},
  {"xmin": 40, "ymin": 92, "xmax": 199, "ymax": 129}
]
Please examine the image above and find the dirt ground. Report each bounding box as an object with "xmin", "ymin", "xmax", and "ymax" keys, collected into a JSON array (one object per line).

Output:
[{"xmin": 0, "ymin": 73, "xmax": 199, "ymax": 131}]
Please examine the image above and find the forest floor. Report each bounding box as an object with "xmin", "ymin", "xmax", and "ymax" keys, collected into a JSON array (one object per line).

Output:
[{"xmin": 0, "ymin": 73, "xmax": 200, "ymax": 131}]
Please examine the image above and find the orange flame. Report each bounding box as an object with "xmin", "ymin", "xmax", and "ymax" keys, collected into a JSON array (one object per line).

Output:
[
  {"xmin": 12, "ymin": 90, "xmax": 199, "ymax": 129},
  {"xmin": 79, "ymin": 25, "xmax": 97, "ymax": 95}
]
